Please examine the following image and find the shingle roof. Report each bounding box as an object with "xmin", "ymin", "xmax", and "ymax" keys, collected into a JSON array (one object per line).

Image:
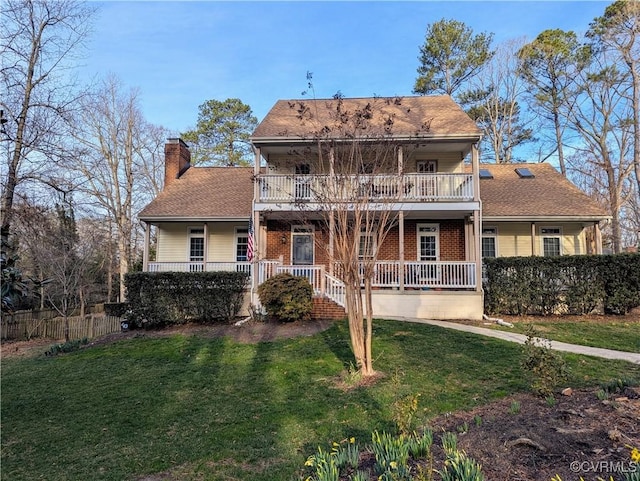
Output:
[
  {"xmin": 252, "ymin": 95, "xmax": 481, "ymax": 141},
  {"xmin": 140, "ymin": 163, "xmax": 607, "ymax": 221},
  {"xmin": 471, "ymin": 163, "xmax": 608, "ymax": 219},
  {"xmin": 139, "ymin": 167, "xmax": 254, "ymax": 221}
]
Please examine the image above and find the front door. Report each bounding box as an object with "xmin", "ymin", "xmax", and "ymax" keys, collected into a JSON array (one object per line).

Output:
[{"xmin": 292, "ymin": 226, "xmax": 314, "ymax": 265}]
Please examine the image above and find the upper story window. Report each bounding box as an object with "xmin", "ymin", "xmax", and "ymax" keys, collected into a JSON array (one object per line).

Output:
[
  {"xmin": 541, "ymin": 227, "xmax": 562, "ymax": 256},
  {"xmin": 417, "ymin": 160, "xmax": 437, "ymax": 173},
  {"xmin": 515, "ymin": 167, "xmax": 535, "ymax": 178},
  {"xmin": 482, "ymin": 227, "xmax": 497, "ymax": 258},
  {"xmin": 295, "ymin": 164, "xmax": 310, "ymax": 175}
]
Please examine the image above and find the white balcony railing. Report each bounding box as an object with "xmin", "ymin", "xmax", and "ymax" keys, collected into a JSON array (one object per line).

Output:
[{"xmin": 257, "ymin": 173, "xmax": 474, "ymax": 204}]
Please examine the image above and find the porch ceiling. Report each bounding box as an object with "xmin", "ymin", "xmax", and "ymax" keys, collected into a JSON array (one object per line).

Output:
[{"xmin": 260, "ymin": 208, "xmax": 474, "ymax": 222}]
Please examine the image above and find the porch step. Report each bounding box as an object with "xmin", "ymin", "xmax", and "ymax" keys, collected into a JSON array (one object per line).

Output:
[{"xmin": 311, "ymin": 297, "xmax": 346, "ymax": 320}]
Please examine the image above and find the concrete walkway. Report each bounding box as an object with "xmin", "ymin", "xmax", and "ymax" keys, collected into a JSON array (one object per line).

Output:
[{"xmin": 386, "ymin": 316, "xmax": 640, "ymax": 365}]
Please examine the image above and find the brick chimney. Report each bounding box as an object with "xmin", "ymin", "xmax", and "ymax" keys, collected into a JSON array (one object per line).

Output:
[{"xmin": 164, "ymin": 138, "xmax": 191, "ymax": 189}]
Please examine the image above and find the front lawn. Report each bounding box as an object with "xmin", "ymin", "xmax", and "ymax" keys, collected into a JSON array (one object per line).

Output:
[
  {"xmin": 492, "ymin": 316, "xmax": 640, "ymax": 353},
  {"xmin": 2, "ymin": 319, "xmax": 638, "ymax": 481}
]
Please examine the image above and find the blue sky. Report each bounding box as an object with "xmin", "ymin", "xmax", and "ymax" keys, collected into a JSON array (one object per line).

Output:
[{"xmin": 82, "ymin": 1, "xmax": 611, "ymax": 134}]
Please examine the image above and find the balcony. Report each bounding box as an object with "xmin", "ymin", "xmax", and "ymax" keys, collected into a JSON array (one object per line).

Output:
[{"xmin": 256, "ymin": 173, "xmax": 474, "ymax": 205}]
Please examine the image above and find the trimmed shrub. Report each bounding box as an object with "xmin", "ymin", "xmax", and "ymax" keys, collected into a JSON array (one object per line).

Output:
[
  {"xmin": 484, "ymin": 253, "xmax": 640, "ymax": 316},
  {"xmin": 257, "ymin": 273, "xmax": 313, "ymax": 322},
  {"xmin": 125, "ymin": 271, "xmax": 248, "ymax": 328}
]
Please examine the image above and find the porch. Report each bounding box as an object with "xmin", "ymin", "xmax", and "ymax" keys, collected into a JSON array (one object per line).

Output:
[{"xmin": 146, "ymin": 259, "xmax": 477, "ymax": 298}]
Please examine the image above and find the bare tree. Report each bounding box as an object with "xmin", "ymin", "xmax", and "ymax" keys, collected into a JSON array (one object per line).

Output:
[
  {"xmin": 563, "ymin": 53, "xmax": 634, "ymax": 253},
  {"xmin": 466, "ymin": 38, "xmax": 535, "ymax": 163},
  {"xmin": 0, "ymin": 0, "xmax": 94, "ymax": 260},
  {"xmin": 71, "ymin": 76, "xmax": 156, "ymax": 301},
  {"xmin": 588, "ymin": 0, "xmax": 640, "ymax": 198},
  {"xmin": 282, "ymin": 95, "xmax": 424, "ymax": 376}
]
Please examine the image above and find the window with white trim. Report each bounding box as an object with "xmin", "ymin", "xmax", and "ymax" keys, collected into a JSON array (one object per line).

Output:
[
  {"xmin": 358, "ymin": 228, "xmax": 376, "ymax": 259},
  {"xmin": 417, "ymin": 224, "xmax": 439, "ymax": 261},
  {"xmin": 416, "ymin": 160, "xmax": 437, "ymax": 173},
  {"xmin": 188, "ymin": 228, "xmax": 205, "ymax": 272},
  {"xmin": 541, "ymin": 227, "xmax": 562, "ymax": 257},
  {"xmin": 482, "ymin": 227, "xmax": 498, "ymax": 258},
  {"xmin": 236, "ymin": 228, "xmax": 249, "ymax": 262}
]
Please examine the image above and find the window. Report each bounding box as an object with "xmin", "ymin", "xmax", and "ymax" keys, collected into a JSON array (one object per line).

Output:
[
  {"xmin": 541, "ymin": 227, "xmax": 562, "ymax": 256},
  {"xmin": 417, "ymin": 160, "xmax": 437, "ymax": 173},
  {"xmin": 188, "ymin": 228, "xmax": 205, "ymax": 272},
  {"xmin": 479, "ymin": 169, "xmax": 494, "ymax": 179},
  {"xmin": 236, "ymin": 228, "xmax": 249, "ymax": 261},
  {"xmin": 515, "ymin": 167, "xmax": 535, "ymax": 178},
  {"xmin": 482, "ymin": 227, "xmax": 497, "ymax": 258},
  {"xmin": 358, "ymin": 228, "xmax": 375, "ymax": 259},
  {"xmin": 417, "ymin": 224, "xmax": 439, "ymax": 261}
]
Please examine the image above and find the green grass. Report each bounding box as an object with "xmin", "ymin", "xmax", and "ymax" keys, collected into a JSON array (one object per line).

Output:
[
  {"xmin": 493, "ymin": 319, "xmax": 640, "ymax": 353},
  {"xmin": 2, "ymin": 319, "xmax": 639, "ymax": 481}
]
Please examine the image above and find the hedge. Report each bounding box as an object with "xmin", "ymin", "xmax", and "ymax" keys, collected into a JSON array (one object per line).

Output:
[
  {"xmin": 484, "ymin": 253, "xmax": 640, "ymax": 316},
  {"xmin": 124, "ymin": 271, "xmax": 249, "ymax": 328}
]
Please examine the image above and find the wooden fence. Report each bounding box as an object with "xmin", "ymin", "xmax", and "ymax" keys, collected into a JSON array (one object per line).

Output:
[{"xmin": 1, "ymin": 314, "xmax": 122, "ymax": 341}]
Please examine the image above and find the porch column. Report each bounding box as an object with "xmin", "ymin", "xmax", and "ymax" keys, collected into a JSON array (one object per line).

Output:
[
  {"xmin": 398, "ymin": 210, "xmax": 405, "ymax": 291},
  {"xmin": 329, "ymin": 212, "xmax": 335, "ymax": 274},
  {"xmin": 203, "ymin": 222, "xmax": 209, "ymax": 270},
  {"xmin": 594, "ymin": 222, "xmax": 602, "ymax": 255},
  {"xmin": 472, "ymin": 144, "xmax": 482, "ymax": 292},
  {"xmin": 252, "ymin": 147, "xmax": 261, "ymax": 306},
  {"xmin": 143, "ymin": 222, "xmax": 150, "ymax": 272},
  {"xmin": 531, "ymin": 222, "xmax": 537, "ymax": 255}
]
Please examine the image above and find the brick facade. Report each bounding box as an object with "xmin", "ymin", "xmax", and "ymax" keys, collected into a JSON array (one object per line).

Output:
[{"xmin": 264, "ymin": 219, "xmax": 466, "ymax": 264}]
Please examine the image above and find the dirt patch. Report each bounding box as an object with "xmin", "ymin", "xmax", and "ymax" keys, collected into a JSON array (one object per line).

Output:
[{"xmin": 428, "ymin": 387, "xmax": 639, "ymax": 481}]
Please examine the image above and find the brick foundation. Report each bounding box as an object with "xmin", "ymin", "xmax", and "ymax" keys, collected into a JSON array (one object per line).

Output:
[{"xmin": 311, "ymin": 297, "xmax": 346, "ymax": 320}]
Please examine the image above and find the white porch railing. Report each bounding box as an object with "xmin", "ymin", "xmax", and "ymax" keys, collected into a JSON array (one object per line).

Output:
[
  {"xmin": 275, "ymin": 265, "xmax": 325, "ymax": 294},
  {"xmin": 147, "ymin": 259, "xmax": 476, "ymax": 294},
  {"xmin": 147, "ymin": 261, "xmax": 252, "ymax": 273},
  {"xmin": 257, "ymin": 173, "xmax": 474, "ymax": 203},
  {"xmin": 404, "ymin": 261, "xmax": 476, "ymax": 289},
  {"xmin": 325, "ymin": 273, "xmax": 346, "ymax": 307}
]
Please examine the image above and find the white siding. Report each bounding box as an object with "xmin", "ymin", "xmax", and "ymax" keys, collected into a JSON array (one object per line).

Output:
[
  {"xmin": 155, "ymin": 222, "xmax": 249, "ymax": 263},
  {"xmin": 489, "ymin": 222, "xmax": 587, "ymax": 257}
]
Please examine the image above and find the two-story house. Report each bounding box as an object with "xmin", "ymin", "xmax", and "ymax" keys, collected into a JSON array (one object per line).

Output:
[{"xmin": 139, "ymin": 96, "xmax": 608, "ymax": 320}]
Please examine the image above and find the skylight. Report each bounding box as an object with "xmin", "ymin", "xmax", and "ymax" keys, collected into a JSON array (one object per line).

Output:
[
  {"xmin": 479, "ymin": 169, "xmax": 493, "ymax": 179},
  {"xmin": 515, "ymin": 167, "xmax": 535, "ymax": 178}
]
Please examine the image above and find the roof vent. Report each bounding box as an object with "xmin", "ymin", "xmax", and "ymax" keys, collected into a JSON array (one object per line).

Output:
[
  {"xmin": 515, "ymin": 167, "xmax": 534, "ymax": 178},
  {"xmin": 479, "ymin": 169, "xmax": 493, "ymax": 179}
]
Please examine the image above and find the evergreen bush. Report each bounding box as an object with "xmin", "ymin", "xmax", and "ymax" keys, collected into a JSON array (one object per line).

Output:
[
  {"xmin": 484, "ymin": 253, "xmax": 640, "ymax": 316},
  {"xmin": 257, "ymin": 273, "xmax": 313, "ymax": 322},
  {"xmin": 124, "ymin": 271, "xmax": 248, "ymax": 328}
]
